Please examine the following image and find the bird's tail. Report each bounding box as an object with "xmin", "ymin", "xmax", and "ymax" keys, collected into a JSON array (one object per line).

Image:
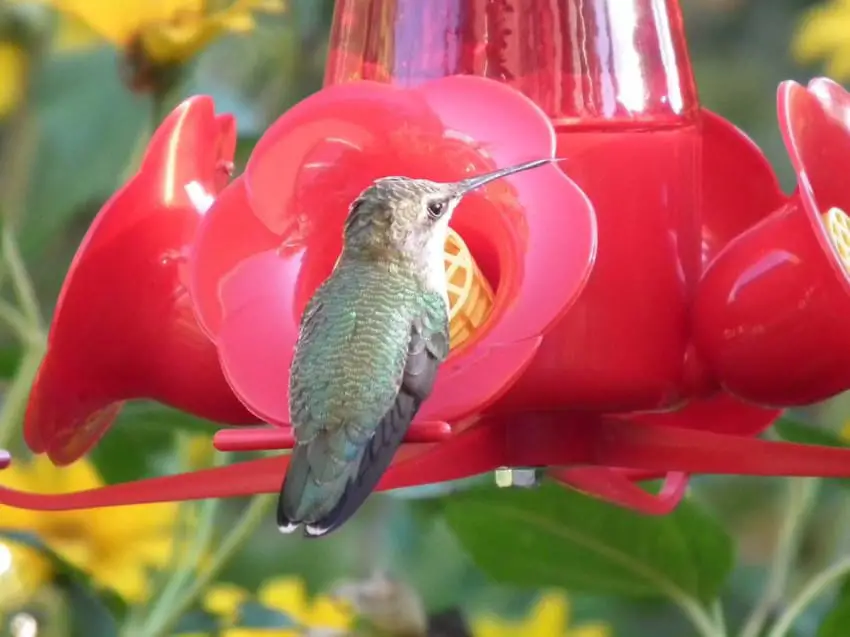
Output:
[
  {"xmin": 277, "ymin": 434, "xmax": 367, "ymax": 537},
  {"xmin": 278, "ymin": 414, "xmax": 409, "ymax": 538}
]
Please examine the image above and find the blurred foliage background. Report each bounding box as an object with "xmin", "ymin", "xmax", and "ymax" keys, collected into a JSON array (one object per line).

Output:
[{"xmin": 2, "ymin": 0, "xmax": 850, "ymax": 636}]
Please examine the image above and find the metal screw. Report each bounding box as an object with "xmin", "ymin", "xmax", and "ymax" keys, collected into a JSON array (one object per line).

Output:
[{"xmin": 494, "ymin": 467, "xmax": 539, "ymax": 488}]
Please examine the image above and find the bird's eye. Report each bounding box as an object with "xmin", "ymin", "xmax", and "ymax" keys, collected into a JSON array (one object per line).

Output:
[{"xmin": 427, "ymin": 200, "xmax": 446, "ymax": 219}]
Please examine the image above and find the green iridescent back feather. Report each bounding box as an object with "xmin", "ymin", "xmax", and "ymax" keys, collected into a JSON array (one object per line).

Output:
[{"xmin": 282, "ymin": 258, "xmax": 449, "ymax": 528}]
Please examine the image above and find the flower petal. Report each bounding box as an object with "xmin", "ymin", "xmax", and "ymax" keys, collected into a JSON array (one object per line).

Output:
[
  {"xmin": 24, "ymin": 96, "xmax": 255, "ymax": 465},
  {"xmin": 808, "ymin": 77, "xmax": 850, "ymax": 128},
  {"xmin": 205, "ymin": 583, "xmax": 250, "ymax": 622},
  {"xmin": 0, "ymin": 44, "xmax": 26, "ymax": 120},
  {"xmin": 700, "ymin": 109, "xmax": 784, "ymax": 266},
  {"xmin": 245, "ymin": 80, "xmax": 438, "ymax": 235},
  {"xmin": 215, "ymin": 250, "xmax": 305, "ymax": 424},
  {"xmin": 0, "ymin": 541, "xmax": 52, "ymax": 612},
  {"xmin": 202, "ymin": 82, "xmax": 449, "ymax": 423},
  {"xmin": 412, "ymin": 76, "xmax": 597, "ymax": 420},
  {"xmin": 228, "ymin": 77, "xmax": 596, "ymax": 424},
  {"xmin": 259, "ymin": 577, "xmax": 309, "ymax": 620},
  {"xmin": 190, "ymin": 176, "xmax": 279, "ymax": 338},
  {"xmin": 417, "ymin": 339, "xmax": 541, "ymax": 422},
  {"xmin": 417, "ymin": 76, "xmax": 597, "ymax": 345}
]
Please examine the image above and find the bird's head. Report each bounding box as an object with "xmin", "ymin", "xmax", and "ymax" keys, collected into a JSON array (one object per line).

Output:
[{"xmin": 340, "ymin": 158, "xmax": 557, "ymax": 270}]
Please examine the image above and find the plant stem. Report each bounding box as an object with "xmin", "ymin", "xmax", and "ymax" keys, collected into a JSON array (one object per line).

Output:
[
  {"xmin": 0, "ymin": 219, "xmax": 46, "ymax": 452},
  {"xmin": 739, "ymin": 478, "xmax": 821, "ymax": 637},
  {"xmin": 0, "ymin": 299, "xmax": 35, "ymax": 344},
  {"xmin": 0, "ymin": 338, "xmax": 43, "ymax": 450},
  {"xmin": 1, "ymin": 223, "xmax": 41, "ymax": 328},
  {"xmin": 136, "ymin": 493, "xmax": 276, "ymax": 637},
  {"xmin": 672, "ymin": 595, "xmax": 726, "ymax": 637},
  {"xmin": 133, "ymin": 497, "xmax": 220, "ymax": 636},
  {"xmin": 766, "ymin": 556, "xmax": 850, "ymax": 637},
  {"xmin": 711, "ymin": 600, "xmax": 727, "ymax": 636},
  {"xmin": 122, "ymin": 445, "xmax": 221, "ymax": 637},
  {"xmin": 0, "ymin": 40, "xmax": 45, "ymax": 457},
  {"xmin": 0, "ymin": 218, "xmax": 46, "ymax": 454}
]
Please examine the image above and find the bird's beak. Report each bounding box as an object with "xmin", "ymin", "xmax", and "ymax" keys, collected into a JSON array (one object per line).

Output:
[{"xmin": 455, "ymin": 158, "xmax": 559, "ymax": 196}]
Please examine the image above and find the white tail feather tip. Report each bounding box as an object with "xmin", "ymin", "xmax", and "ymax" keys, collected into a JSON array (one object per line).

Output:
[
  {"xmin": 278, "ymin": 521, "xmax": 300, "ymax": 534},
  {"xmin": 305, "ymin": 523, "xmax": 330, "ymax": 537}
]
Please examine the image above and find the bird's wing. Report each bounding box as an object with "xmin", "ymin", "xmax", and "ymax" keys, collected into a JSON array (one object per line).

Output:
[{"xmin": 311, "ymin": 291, "xmax": 450, "ymax": 535}]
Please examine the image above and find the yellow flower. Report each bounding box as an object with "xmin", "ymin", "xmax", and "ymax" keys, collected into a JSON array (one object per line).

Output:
[
  {"xmin": 0, "ymin": 42, "xmax": 27, "ymax": 119},
  {"xmin": 195, "ymin": 579, "xmax": 611, "ymax": 637},
  {"xmin": 51, "ymin": 13, "xmax": 102, "ymax": 51},
  {"xmin": 0, "ymin": 0, "xmax": 113, "ymax": 118},
  {"xmin": 472, "ymin": 592, "xmax": 612, "ymax": 637},
  {"xmin": 0, "ymin": 540, "xmax": 51, "ymax": 612},
  {"xmin": 793, "ymin": 0, "xmax": 850, "ymax": 80},
  {"xmin": 0, "ymin": 455, "xmax": 180, "ymax": 602},
  {"xmin": 198, "ymin": 577, "xmax": 355, "ymax": 636},
  {"xmin": 36, "ymin": 0, "xmax": 286, "ymax": 64}
]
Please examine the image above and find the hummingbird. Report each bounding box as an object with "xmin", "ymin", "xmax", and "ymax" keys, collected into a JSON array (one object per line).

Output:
[{"xmin": 278, "ymin": 157, "xmax": 557, "ymax": 538}]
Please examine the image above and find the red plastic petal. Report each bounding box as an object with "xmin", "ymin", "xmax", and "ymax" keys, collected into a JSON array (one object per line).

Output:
[
  {"xmin": 417, "ymin": 338, "xmax": 542, "ymax": 421},
  {"xmin": 189, "ymin": 176, "xmax": 279, "ymax": 338},
  {"xmin": 806, "ymin": 77, "xmax": 850, "ymax": 128},
  {"xmin": 692, "ymin": 79, "xmax": 850, "ymax": 405},
  {"xmin": 25, "ymin": 96, "xmax": 257, "ymax": 465},
  {"xmin": 245, "ymin": 81, "xmax": 438, "ymax": 235},
  {"xmin": 414, "ymin": 77, "xmax": 597, "ymax": 420},
  {"xmin": 415, "ymin": 76, "xmax": 596, "ymax": 345},
  {"xmin": 215, "ymin": 249, "xmax": 306, "ymax": 424},
  {"xmin": 699, "ymin": 109, "xmax": 785, "ymax": 267}
]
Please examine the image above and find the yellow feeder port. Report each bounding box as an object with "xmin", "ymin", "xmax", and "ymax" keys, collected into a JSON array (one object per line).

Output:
[
  {"xmin": 824, "ymin": 207, "xmax": 850, "ymax": 273},
  {"xmin": 444, "ymin": 228, "xmax": 495, "ymax": 350}
]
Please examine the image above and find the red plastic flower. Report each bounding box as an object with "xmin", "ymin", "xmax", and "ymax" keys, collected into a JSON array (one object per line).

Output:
[
  {"xmin": 190, "ymin": 76, "xmax": 597, "ymax": 427},
  {"xmin": 695, "ymin": 77, "xmax": 850, "ymax": 405},
  {"xmin": 24, "ymin": 96, "xmax": 259, "ymax": 467}
]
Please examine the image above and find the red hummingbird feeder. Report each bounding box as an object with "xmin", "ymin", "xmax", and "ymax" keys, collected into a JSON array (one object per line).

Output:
[{"xmin": 6, "ymin": 0, "xmax": 850, "ymax": 517}]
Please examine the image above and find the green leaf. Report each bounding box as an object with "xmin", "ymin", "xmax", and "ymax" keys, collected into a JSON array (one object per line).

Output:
[
  {"xmin": 442, "ymin": 483, "xmax": 734, "ymax": 604},
  {"xmin": 818, "ymin": 576, "xmax": 850, "ymax": 637},
  {"xmin": 234, "ymin": 135, "xmax": 260, "ymax": 172},
  {"xmin": 173, "ymin": 609, "xmax": 220, "ymax": 634},
  {"xmin": 23, "ymin": 47, "xmax": 148, "ymax": 257},
  {"xmin": 88, "ymin": 413, "xmax": 177, "ymax": 484},
  {"xmin": 60, "ymin": 574, "xmax": 120, "ymax": 637},
  {"xmin": 0, "ymin": 343, "xmax": 23, "ymax": 379},
  {"xmin": 0, "ymin": 530, "xmax": 124, "ymax": 635},
  {"xmin": 774, "ymin": 418, "xmax": 848, "ymax": 448},
  {"xmin": 89, "ymin": 401, "xmax": 217, "ymax": 483},
  {"xmin": 117, "ymin": 401, "xmax": 219, "ymax": 435}
]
